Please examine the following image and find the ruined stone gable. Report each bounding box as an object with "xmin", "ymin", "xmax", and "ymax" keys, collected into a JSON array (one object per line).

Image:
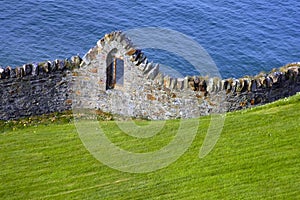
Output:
[
  {"xmin": 73, "ymin": 31, "xmax": 300, "ymax": 120},
  {"xmin": 0, "ymin": 31, "xmax": 300, "ymax": 120}
]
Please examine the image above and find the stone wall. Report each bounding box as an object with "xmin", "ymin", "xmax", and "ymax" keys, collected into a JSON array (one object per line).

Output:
[
  {"xmin": 0, "ymin": 57, "xmax": 81, "ymax": 120},
  {"xmin": 1, "ymin": 31, "xmax": 300, "ymax": 120},
  {"xmin": 73, "ymin": 31, "xmax": 300, "ymax": 120}
]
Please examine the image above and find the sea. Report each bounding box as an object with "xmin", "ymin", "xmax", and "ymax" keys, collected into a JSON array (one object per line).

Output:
[{"xmin": 0, "ymin": 0, "xmax": 299, "ymax": 78}]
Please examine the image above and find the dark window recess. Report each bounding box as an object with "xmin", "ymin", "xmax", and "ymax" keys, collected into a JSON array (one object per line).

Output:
[
  {"xmin": 106, "ymin": 58, "xmax": 114, "ymax": 89},
  {"xmin": 115, "ymin": 58, "xmax": 124, "ymax": 86},
  {"xmin": 106, "ymin": 54, "xmax": 124, "ymax": 90}
]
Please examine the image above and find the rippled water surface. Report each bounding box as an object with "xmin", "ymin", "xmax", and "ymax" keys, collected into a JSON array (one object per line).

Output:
[{"xmin": 0, "ymin": 0, "xmax": 299, "ymax": 78}]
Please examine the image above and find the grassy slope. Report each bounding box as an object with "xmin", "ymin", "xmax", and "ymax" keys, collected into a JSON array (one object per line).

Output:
[{"xmin": 0, "ymin": 94, "xmax": 300, "ymax": 199}]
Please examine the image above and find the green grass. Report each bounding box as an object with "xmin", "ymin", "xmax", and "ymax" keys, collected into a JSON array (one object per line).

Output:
[{"xmin": 1, "ymin": 93, "xmax": 300, "ymax": 199}]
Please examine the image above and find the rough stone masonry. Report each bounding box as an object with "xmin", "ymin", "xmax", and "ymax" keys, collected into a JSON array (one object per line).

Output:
[{"xmin": 0, "ymin": 31, "xmax": 300, "ymax": 120}]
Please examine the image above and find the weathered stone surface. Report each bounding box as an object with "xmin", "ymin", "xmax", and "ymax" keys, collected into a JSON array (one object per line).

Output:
[
  {"xmin": 10, "ymin": 68, "xmax": 17, "ymax": 78},
  {"xmin": 38, "ymin": 62, "xmax": 50, "ymax": 74},
  {"xmin": 188, "ymin": 78, "xmax": 195, "ymax": 91},
  {"xmin": 193, "ymin": 76, "xmax": 200, "ymax": 91},
  {"xmin": 4, "ymin": 66, "xmax": 11, "ymax": 78},
  {"xmin": 265, "ymin": 76, "xmax": 273, "ymax": 88},
  {"xmin": 154, "ymin": 72, "xmax": 164, "ymax": 85},
  {"xmin": 0, "ymin": 31, "xmax": 299, "ymax": 120},
  {"xmin": 0, "ymin": 67, "xmax": 6, "ymax": 79},
  {"xmin": 126, "ymin": 48, "xmax": 136, "ymax": 56},
  {"xmin": 235, "ymin": 79, "xmax": 242, "ymax": 93},
  {"xmin": 177, "ymin": 78, "xmax": 184, "ymax": 90},
  {"xmin": 242, "ymin": 79, "xmax": 249, "ymax": 92},
  {"xmin": 224, "ymin": 79, "xmax": 231, "ymax": 93},
  {"xmin": 138, "ymin": 61, "xmax": 147, "ymax": 71},
  {"xmin": 32, "ymin": 63, "xmax": 39, "ymax": 76},
  {"xmin": 15, "ymin": 67, "xmax": 24, "ymax": 78},
  {"xmin": 164, "ymin": 76, "xmax": 171, "ymax": 88},
  {"xmin": 136, "ymin": 54, "xmax": 146, "ymax": 66},
  {"xmin": 213, "ymin": 78, "xmax": 221, "ymax": 92},
  {"xmin": 58, "ymin": 60, "xmax": 65, "ymax": 70},
  {"xmin": 71, "ymin": 56, "xmax": 82, "ymax": 68},
  {"xmin": 250, "ymin": 79, "xmax": 257, "ymax": 92},
  {"xmin": 199, "ymin": 79, "xmax": 207, "ymax": 92},
  {"xmin": 207, "ymin": 78, "xmax": 214, "ymax": 92},
  {"xmin": 184, "ymin": 76, "xmax": 189, "ymax": 89},
  {"xmin": 231, "ymin": 79, "xmax": 238, "ymax": 93},
  {"xmin": 23, "ymin": 64, "xmax": 32, "ymax": 75},
  {"xmin": 143, "ymin": 62, "xmax": 153, "ymax": 74},
  {"xmin": 170, "ymin": 78, "xmax": 177, "ymax": 89},
  {"xmin": 147, "ymin": 64, "xmax": 159, "ymax": 80}
]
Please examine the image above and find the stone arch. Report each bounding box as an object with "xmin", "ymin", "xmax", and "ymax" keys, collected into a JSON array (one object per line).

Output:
[
  {"xmin": 80, "ymin": 32, "xmax": 133, "ymax": 91},
  {"xmin": 105, "ymin": 47, "xmax": 126, "ymax": 90}
]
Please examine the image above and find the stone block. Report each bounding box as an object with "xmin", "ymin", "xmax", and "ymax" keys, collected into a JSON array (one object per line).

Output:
[
  {"xmin": 65, "ymin": 99, "xmax": 73, "ymax": 105},
  {"xmin": 264, "ymin": 76, "xmax": 273, "ymax": 88},
  {"xmin": 170, "ymin": 78, "xmax": 177, "ymax": 89},
  {"xmin": 71, "ymin": 56, "xmax": 82, "ymax": 67},
  {"xmin": 97, "ymin": 39, "xmax": 104, "ymax": 48},
  {"xmin": 115, "ymin": 33, "xmax": 123, "ymax": 43},
  {"xmin": 257, "ymin": 77, "xmax": 265, "ymax": 88},
  {"xmin": 154, "ymin": 72, "xmax": 164, "ymax": 85},
  {"xmin": 164, "ymin": 76, "xmax": 171, "ymax": 88},
  {"xmin": 269, "ymin": 72, "xmax": 278, "ymax": 84},
  {"xmin": 88, "ymin": 68, "xmax": 98, "ymax": 73},
  {"xmin": 15, "ymin": 67, "xmax": 25, "ymax": 78},
  {"xmin": 50, "ymin": 60, "xmax": 58, "ymax": 72},
  {"xmin": 226, "ymin": 79, "xmax": 233, "ymax": 93},
  {"xmin": 136, "ymin": 54, "xmax": 146, "ymax": 66},
  {"xmin": 207, "ymin": 78, "xmax": 214, "ymax": 93},
  {"xmin": 121, "ymin": 40, "xmax": 130, "ymax": 49},
  {"xmin": 193, "ymin": 76, "xmax": 200, "ymax": 91},
  {"xmin": 235, "ymin": 79, "xmax": 243, "ymax": 93},
  {"xmin": 189, "ymin": 81, "xmax": 195, "ymax": 91},
  {"xmin": 23, "ymin": 64, "xmax": 32, "ymax": 75},
  {"xmin": 133, "ymin": 50, "xmax": 142, "ymax": 62},
  {"xmin": 10, "ymin": 68, "xmax": 17, "ymax": 78},
  {"xmin": 83, "ymin": 50, "xmax": 93, "ymax": 64},
  {"xmin": 38, "ymin": 62, "xmax": 50, "ymax": 74},
  {"xmin": 58, "ymin": 60, "xmax": 65, "ymax": 71},
  {"xmin": 220, "ymin": 80, "xmax": 225, "ymax": 91},
  {"xmin": 223, "ymin": 79, "xmax": 229, "ymax": 91},
  {"xmin": 126, "ymin": 48, "xmax": 136, "ymax": 56},
  {"xmin": 138, "ymin": 62, "xmax": 147, "ymax": 71},
  {"xmin": 184, "ymin": 76, "xmax": 189, "ymax": 89},
  {"xmin": 143, "ymin": 62, "xmax": 153, "ymax": 74},
  {"xmin": 4, "ymin": 66, "xmax": 11, "ymax": 78},
  {"xmin": 105, "ymin": 33, "xmax": 113, "ymax": 42},
  {"xmin": 199, "ymin": 79, "xmax": 207, "ymax": 92},
  {"xmin": 143, "ymin": 58, "xmax": 148, "ymax": 65},
  {"xmin": 177, "ymin": 78, "xmax": 184, "ymax": 90},
  {"xmin": 147, "ymin": 64, "xmax": 159, "ymax": 80},
  {"xmin": 250, "ymin": 79, "xmax": 257, "ymax": 92},
  {"xmin": 32, "ymin": 63, "xmax": 39, "ymax": 76},
  {"xmin": 213, "ymin": 78, "xmax": 221, "ymax": 92},
  {"xmin": 242, "ymin": 79, "xmax": 249, "ymax": 92},
  {"xmin": 287, "ymin": 67, "xmax": 299, "ymax": 80},
  {"xmin": 231, "ymin": 79, "xmax": 239, "ymax": 93},
  {"xmin": 146, "ymin": 94, "xmax": 156, "ymax": 101},
  {"xmin": 138, "ymin": 58, "xmax": 148, "ymax": 71}
]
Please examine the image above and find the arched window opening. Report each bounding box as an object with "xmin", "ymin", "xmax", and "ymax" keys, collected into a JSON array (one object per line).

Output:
[{"xmin": 106, "ymin": 49, "xmax": 124, "ymax": 90}]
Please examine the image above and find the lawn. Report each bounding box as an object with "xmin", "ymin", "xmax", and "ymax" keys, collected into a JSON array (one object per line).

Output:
[{"xmin": 0, "ymin": 93, "xmax": 300, "ymax": 199}]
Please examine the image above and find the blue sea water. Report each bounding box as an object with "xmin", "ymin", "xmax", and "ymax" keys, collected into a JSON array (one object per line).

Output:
[{"xmin": 0, "ymin": 0, "xmax": 299, "ymax": 78}]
